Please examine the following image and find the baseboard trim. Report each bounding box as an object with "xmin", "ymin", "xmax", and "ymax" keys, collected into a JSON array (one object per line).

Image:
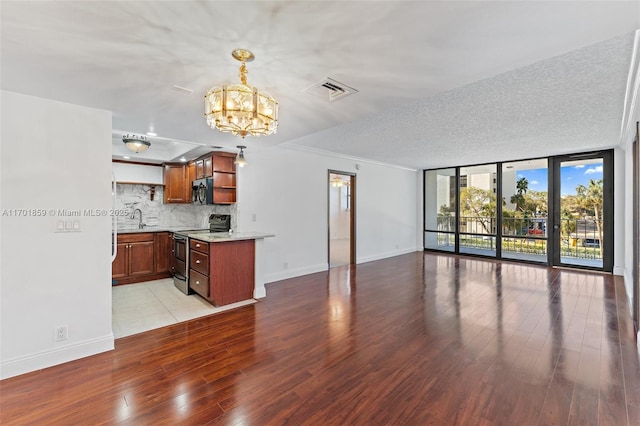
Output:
[
  {"xmin": 613, "ymin": 266, "xmax": 625, "ymax": 276},
  {"xmin": 265, "ymin": 263, "xmax": 328, "ymax": 283},
  {"xmin": 264, "ymin": 248, "xmax": 421, "ymax": 284},
  {"xmin": 1, "ymin": 334, "xmax": 114, "ymax": 380},
  {"xmin": 357, "ymin": 247, "xmax": 420, "ymax": 264}
]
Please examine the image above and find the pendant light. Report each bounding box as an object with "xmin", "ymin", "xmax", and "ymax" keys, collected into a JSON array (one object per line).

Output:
[{"xmin": 235, "ymin": 145, "xmax": 248, "ymax": 167}]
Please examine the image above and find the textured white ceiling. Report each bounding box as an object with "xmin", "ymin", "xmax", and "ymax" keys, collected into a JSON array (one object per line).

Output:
[{"xmin": 1, "ymin": 1, "xmax": 639, "ymax": 168}]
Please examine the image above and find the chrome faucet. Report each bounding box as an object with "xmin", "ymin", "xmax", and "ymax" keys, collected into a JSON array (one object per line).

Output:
[{"xmin": 131, "ymin": 208, "xmax": 145, "ymax": 229}]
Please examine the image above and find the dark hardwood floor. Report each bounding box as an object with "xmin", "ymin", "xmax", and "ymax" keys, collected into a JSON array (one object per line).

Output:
[{"xmin": 1, "ymin": 252, "xmax": 639, "ymax": 425}]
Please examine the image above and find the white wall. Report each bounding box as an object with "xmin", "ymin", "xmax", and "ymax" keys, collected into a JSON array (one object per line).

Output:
[
  {"xmin": 614, "ymin": 148, "xmax": 626, "ymax": 277},
  {"xmin": 0, "ymin": 91, "xmax": 114, "ymax": 379},
  {"xmin": 236, "ymin": 145, "xmax": 419, "ymax": 283},
  {"xmin": 620, "ymin": 30, "xmax": 640, "ymax": 347}
]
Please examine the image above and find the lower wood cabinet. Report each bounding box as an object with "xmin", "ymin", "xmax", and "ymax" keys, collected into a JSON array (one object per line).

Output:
[
  {"xmin": 112, "ymin": 232, "xmax": 173, "ymax": 285},
  {"xmin": 189, "ymin": 238, "xmax": 255, "ymax": 306},
  {"xmin": 154, "ymin": 232, "xmax": 171, "ymax": 274}
]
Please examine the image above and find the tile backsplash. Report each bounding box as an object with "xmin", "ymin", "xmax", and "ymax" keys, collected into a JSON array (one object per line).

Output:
[{"xmin": 115, "ymin": 184, "xmax": 236, "ymax": 231}]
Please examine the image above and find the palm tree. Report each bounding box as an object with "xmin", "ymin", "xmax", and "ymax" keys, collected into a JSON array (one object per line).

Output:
[
  {"xmin": 510, "ymin": 177, "xmax": 528, "ymax": 212},
  {"xmin": 575, "ymin": 179, "xmax": 603, "ymax": 252}
]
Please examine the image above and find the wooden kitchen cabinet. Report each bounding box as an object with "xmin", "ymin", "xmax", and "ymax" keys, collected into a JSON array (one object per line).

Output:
[
  {"xmin": 189, "ymin": 238, "xmax": 254, "ymax": 306},
  {"xmin": 195, "ymin": 159, "xmax": 204, "ymax": 179},
  {"xmin": 111, "ymin": 242, "xmax": 129, "ymax": 280},
  {"xmin": 163, "ymin": 163, "xmax": 190, "ymax": 203},
  {"xmin": 187, "ymin": 152, "xmax": 237, "ymax": 204},
  {"xmin": 112, "ymin": 232, "xmax": 173, "ymax": 285},
  {"xmin": 204, "ymin": 156, "xmax": 213, "ymax": 177},
  {"xmin": 195, "ymin": 155, "xmax": 213, "ymax": 179},
  {"xmin": 212, "ymin": 152, "xmax": 237, "ymax": 204},
  {"xmin": 212, "ymin": 153, "xmax": 235, "ymax": 172},
  {"xmin": 129, "ymin": 240, "xmax": 155, "ymax": 276},
  {"xmin": 154, "ymin": 232, "xmax": 171, "ymax": 274}
]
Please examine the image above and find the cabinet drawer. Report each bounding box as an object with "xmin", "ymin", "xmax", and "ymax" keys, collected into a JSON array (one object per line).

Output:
[
  {"xmin": 189, "ymin": 269, "xmax": 209, "ymax": 298},
  {"xmin": 118, "ymin": 233, "xmax": 154, "ymax": 243},
  {"xmin": 190, "ymin": 239, "xmax": 209, "ymax": 254},
  {"xmin": 190, "ymin": 250, "xmax": 209, "ymax": 275}
]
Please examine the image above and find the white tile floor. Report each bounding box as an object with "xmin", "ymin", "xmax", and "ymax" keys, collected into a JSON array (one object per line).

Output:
[
  {"xmin": 112, "ymin": 278, "xmax": 256, "ymax": 338},
  {"xmin": 330, "ymin": 238, "xmax": 351, "ymax": 267}
]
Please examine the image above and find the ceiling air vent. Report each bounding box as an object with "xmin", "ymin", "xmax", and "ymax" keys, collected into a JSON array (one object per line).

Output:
[{"xmin": 302, "ymin": 77, "xmax": 358, "ymax": 102}]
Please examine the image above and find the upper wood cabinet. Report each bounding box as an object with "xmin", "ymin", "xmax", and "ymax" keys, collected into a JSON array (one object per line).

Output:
[
  {"xmin": 195, "ymin": 159, "xmax": 204, "ymax": 179},
  {"xmin": 195, "ymin": 156, "xmax": 213, "ymax": 179},
  {"xmin": 212, "ymin": 154, "xmax": 235, "ymax": 172},
  {"xmin": 164, "ymin": 151, "xmax": 237, "ymax": 205},
  {"xmin": 204, "ymin": 156, "xmax": 213, "ymax": 177},
  {"xmin": 212, "ymin": 152, "xmax": 237, "ymax": 204},
  {"xmin": 163, "ymin": 164, "xmax": 190, "ymax": 204}
]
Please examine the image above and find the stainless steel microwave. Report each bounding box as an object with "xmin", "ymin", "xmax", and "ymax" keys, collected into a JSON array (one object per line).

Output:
[{"xmin": 192, "ymin": 178, "xmax": 214, "ymax": 204}]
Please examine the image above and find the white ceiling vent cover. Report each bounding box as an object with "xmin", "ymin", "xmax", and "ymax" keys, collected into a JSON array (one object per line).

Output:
[{"xmin": 303, "ymin": 77, "xmax": 358, "ymax": 102}]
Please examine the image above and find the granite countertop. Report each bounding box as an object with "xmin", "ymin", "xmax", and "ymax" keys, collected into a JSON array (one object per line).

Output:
[
  {"xmin": 185, "ymin": 231, "xmax": 275, "ymax": 243},
  {"xmin": 115, "ymin": 228, "xmax": 275, "ymax": 242},
  {"xmin": 116, "ymin": 226, "xmax": 207, "ymax": 234}
]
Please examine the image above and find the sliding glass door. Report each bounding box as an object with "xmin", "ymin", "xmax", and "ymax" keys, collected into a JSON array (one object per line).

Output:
[
  {"xmin": 424, "ymin": 168, "xmax": 456, "ymax": 252},
  {"xmin": 458, "ymin": 164, "xmax": 497, "ymax": 256},
  {"xmin": 423, "ymin": 150, "xmax": 613, "ymax": 272},
  {"xmin": 501, "ymin": 159, "xmax": 548, "ymax": 263},
  {"xmin": 551, "ymin": 152, "xmax": 613, "ymax": 271}
]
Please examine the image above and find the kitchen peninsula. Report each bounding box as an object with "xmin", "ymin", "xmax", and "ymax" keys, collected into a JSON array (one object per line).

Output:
[{"xmin": 182, "ymin": 231, "xmax": 274, "ymax": 306}]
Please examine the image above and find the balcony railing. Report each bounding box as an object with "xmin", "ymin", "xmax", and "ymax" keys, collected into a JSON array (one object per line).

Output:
[{"xmin": 434, "ymin": 216, "xmax": 602, "ymax": 260}]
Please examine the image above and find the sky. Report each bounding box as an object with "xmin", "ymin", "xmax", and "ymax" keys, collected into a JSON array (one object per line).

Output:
[{"xmin": 516, "ymin": 160, "xmax": 603, "ymax": 196}]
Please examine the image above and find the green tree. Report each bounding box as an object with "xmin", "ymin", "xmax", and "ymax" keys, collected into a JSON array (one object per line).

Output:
[
  {"xmin": 510, "ymin": 177, "xmax": 528, "ymax": 212},
  {"xmin": 437, "ymin": 204, "xmax": 455, "ymax": 231},
  {"xmin": 459, "ymin": 186, "xmax": 495, "ymax": 234},
  {"xmin": 575, "ymin": 179, "xmax": 603, "ymax": 251}
]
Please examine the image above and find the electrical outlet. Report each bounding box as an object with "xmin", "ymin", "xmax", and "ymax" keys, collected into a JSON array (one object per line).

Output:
[
  {"xmin": 55, "ymin": 326, "xmax": 68, "ymax": 342},
  {"xmin": 283, "ymin": 262, "xmax": 288, "ymax": 269},
  {"xmin": 251, "ymin": 213, "xmax": 257, "ymax": 222}
]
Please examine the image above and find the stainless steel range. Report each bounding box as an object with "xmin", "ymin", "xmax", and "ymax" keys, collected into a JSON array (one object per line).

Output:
[{"xmin": 172, "ymin": 214, "xmax": 231, "ymax": 295}]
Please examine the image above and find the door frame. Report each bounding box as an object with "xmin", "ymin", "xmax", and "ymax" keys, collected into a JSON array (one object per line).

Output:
[
  {"xmin": 549, "ymin": 150, "xmax": 614, "ymax": 272},
  {"xmin": 328, "ymin": 170, "xmax": 356, "ymax": 267}
]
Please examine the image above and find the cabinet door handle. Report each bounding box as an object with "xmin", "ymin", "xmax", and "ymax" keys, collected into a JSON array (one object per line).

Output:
[{"xmin": 195, "ymin": 260, "xmax": 201, "ymax": 264}]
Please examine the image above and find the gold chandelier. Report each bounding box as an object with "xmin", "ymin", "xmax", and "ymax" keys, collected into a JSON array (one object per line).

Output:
[
  {"xmin": 204, "ymin": 49, "xmax": 278, "ymax": 138},
  {"xmin": 330, "ymin": 176, "xmax": 350, "ymax": 187}
]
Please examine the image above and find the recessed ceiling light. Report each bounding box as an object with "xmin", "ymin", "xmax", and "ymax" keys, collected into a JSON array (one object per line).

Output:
[
  {"xmin": 146, "ymin": 132, "xmax": 157, "ymax": 137},
  {"xmin": 180, "ymin": 157, "xmax": 187, "ymax": 162},
  {"xmin": 123, "ymin": 156, "xmax": 130, "ymax": 159}
]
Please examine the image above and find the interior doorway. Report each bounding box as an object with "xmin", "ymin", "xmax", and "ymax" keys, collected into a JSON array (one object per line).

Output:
[{"xmin": 328, "ymin": 171, "xmax": 355, "ymax": 267}]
